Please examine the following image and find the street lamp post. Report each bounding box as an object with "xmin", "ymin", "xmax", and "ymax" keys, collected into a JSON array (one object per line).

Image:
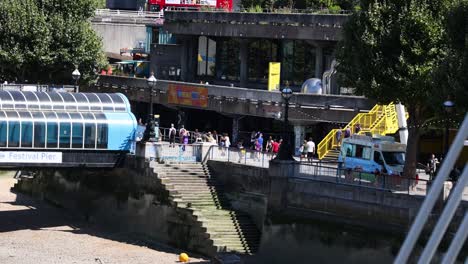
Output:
[
  {"xmin": 72, "ymin": 69, "xmax": 81, "ymax": 93},
  {"xmin": 443, "ymin": 100, "xmax": 455, "ymax": 156},
  {"xmin": 276, "ymin": 82, "xmax": 294, "ymax": 160},
  {"xmin": 143, "ymin": 73, "xmax": 157, "ymax": 142}
]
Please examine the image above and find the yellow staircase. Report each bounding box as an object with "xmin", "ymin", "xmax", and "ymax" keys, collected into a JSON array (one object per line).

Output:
[{"xmin": 317, "ymin": 102, "xmax": 406, "ymax": 161}]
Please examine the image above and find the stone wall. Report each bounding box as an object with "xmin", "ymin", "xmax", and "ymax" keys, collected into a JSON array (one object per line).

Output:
[{"xmin": 14, "ymin": 158, "xmax": 216, "ymax": 256}]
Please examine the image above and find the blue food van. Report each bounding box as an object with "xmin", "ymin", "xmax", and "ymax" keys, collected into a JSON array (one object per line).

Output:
[{"xmin": 338, "ymin": 135, "xmax": 406, "ymax": 176}]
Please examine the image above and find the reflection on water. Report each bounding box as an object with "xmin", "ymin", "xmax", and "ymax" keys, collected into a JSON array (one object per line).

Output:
[
  {"xmin": 245, "ymin": 216, "xmax": 466, "ymax": 264},
  {"xmin": 246, "ymin": 219, "xmax": 397, "ymax": 264}
]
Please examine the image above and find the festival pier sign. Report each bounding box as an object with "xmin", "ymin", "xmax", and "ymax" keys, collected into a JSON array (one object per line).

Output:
[{"xmin": 168, "ymin": 84, "xmax": 208, "ymax": 108}]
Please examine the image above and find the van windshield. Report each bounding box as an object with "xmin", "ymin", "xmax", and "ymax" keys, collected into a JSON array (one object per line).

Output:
[{"xmin": 382, "ymin": 151, "xmax": 405, "ymax": 165}]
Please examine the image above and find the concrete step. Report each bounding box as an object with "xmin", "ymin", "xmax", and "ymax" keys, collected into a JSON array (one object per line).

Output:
[
  {"xmin": 163, "ymin": 181, "xmax": 220, "ymax": 186},
  {"xmin": 166, "ymin": 186, "xmax": 224, "ymax": 192}
]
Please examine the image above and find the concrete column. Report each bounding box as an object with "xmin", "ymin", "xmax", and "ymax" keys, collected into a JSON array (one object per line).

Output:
[
  {"xmin": 180, "ymin": 38, "xmax": 188, "ymax": 82},
  {"xmin": 315, "ymin": 46, "xmax": 323, "ymax": 79},
  {"xmin": 187, "ymin": 36, "xmax": 198, "ymax": 82},
  {"xmin": 293, "ymin": 125, "xmax": 306, "ymax": 156},
  {"xmin": 232, "ymin": 117, "xmax": 240, "ymax": 144},
  {"xmin": 240, "ymin": 39, "xmax": 248, "ymax": 88}
]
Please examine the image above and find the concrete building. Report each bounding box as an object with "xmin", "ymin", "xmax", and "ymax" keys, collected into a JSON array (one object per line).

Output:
[{"xmin": 151, "ymin": 11, "xmax": 347, "ymax": 92}]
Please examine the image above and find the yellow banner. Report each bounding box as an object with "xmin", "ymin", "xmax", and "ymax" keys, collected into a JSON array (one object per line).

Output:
[{"xmin": 268, "ymin": 62, "xmax": 281, "ymax": 91}]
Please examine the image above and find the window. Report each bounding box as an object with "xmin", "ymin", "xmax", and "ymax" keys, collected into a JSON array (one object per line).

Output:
[
  {"xmin": 217, "ymin": 38, "xmax": 240, "ymax": 81},
  {"xmin": 248, "ymin": 40, "xmax": 278, "ymax": 83},
  {"xmin": 59, "ymin": 122, "xmax": 71, "ymax": 148},
  {"xmin": 20, "ymin": 121, "xmax": 33, "ymax": 147},
  {"xmin": 197, "ymin": 36, "xmax": 216, "ymax": 77},
  {"xmin": 0, "ymin": 121, "xmax": 6, "ymax": 147},
  {"xmin": 382, "ymin": 152, "xmax": 406, "ymax": 166},
  {"xmin": 34, "ymin": 122, "xmax": 46, "ymax": 148},
  {"xmin": 46, "ymin": 122, "xmax": 58, "ymax": 148},
  {"xmin": 72, "ymin": 122, "xmax": 84, "ymax": 148},
  {"xmin": 84, "ymin": 123, "xmax": 96, "ymax": 148},
  {"xmin": 374, "ymin": 151, "xmax": 383, "ymax": 165},
  {"xmin": 342, "ymin": 143, "xmax": 354, "ymax": 157},
  {"xmin": 8, "ymin": 121, "xmax": 20, "ymax": 147},
  {"xmin": 96, "ymin": 123, "xmax": 108, "ymax": 149},
  {"xmin": 342, "ymin": 143, "xmax": 371, "ymax": 159}
]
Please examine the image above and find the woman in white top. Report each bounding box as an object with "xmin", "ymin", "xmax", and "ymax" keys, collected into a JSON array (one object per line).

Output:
[{"xmin": 223, "ymin": 133, "xmax": 230, "ymax": 148}]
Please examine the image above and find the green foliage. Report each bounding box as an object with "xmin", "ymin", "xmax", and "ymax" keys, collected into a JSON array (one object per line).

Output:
[
  {"xmin": 0, "ymin": 0, "xmax": 106, "ymax": 84},
  {"xmin": 240, "ymin": 0, "xmax": 355, "ymax": 10},
  {"xmin": 336, "ymin": 0, "xmax": 466, "ymax": 176},
  {"xmin": 337, "ymin": 0, "xmax": 448, "ymax": 108},
  {"xmin": 431, "ymin": 0, "xmax": 468, "ymax": 118},
  {"xmin": 247, "ymin": 5, "xmax": 264, "ymax": 13}
]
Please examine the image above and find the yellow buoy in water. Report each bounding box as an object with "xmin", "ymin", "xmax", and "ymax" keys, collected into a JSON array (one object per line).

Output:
[{"xmin": 179, "ymin": 253, "xmax": 189, "ymax": 262}]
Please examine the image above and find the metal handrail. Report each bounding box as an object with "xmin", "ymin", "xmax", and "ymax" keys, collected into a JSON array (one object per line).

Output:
[
  {"xmin": 317, "ymin": 102, "xmax": 407, "ymax": 160},
  {"xmin": 395, "ymin": 113, "xmax": 468, "ymax": 263},
  {"xmin": 94, "ymin": 9, "xmax": 164, "ymax": 19}
]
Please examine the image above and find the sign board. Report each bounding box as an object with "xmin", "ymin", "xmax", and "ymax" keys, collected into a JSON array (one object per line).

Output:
[
  {"xmin": 168, "ymin": 84, "xmax": 208, "ymax": 108},
  {"xmin": 268, "ymin": 62, "xmax": 281, "ymax": 91},
  {"xmin": 0, "ymin": 151, "xmax": 62, "ymax": 163}
]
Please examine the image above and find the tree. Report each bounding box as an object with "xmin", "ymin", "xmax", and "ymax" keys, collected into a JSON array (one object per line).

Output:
[
  {"xmin": 432, "ymin": 1, "xmax": 468, "ymax": 118},
  {"xmin": 0, "ymin": 0, "xmax": 106, "ymax": 85},
  {"xmin": 336, "ymin": 0, "xmax": 450, "ymax": 178}
]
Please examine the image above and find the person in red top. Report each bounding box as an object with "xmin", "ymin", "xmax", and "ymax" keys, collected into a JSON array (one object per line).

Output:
[{"xmin": 271, "ymin": 139, "xmax": 280, "ymax": 159}]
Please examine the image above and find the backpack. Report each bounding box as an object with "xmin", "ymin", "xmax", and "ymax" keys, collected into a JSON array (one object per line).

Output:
[{"xmin": 169, "ymin": 128, "xmax": 176, "ymax": 137}]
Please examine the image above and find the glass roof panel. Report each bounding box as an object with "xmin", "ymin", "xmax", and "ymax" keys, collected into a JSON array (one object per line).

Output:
[
  {"xmin": 83, "ymin": 93, "xmax": 102, "ymax": 111},
  {"xmin": 6, "ymin": 111, "xmax": 19, "ymax": 118},
  {"xmin": 22, "ymin": 92, "xmax": 40, "ymax": 110},
  {"xmin": 60, "ymin": 93, "xmax": 77, "ymax": 111},
  {"xmin": 108, "ymin": 94, "xmax": 126, "ymax": 111},
  {"xmin": 56, "ymin": 112, "xmax": 71, "ymax": 120},
  {"xmin": 0, "ymin": 92, "xmax": 14, "ymax": 109},
  {"xmin": 48, "ymin": 93, "xmax": 65, "ymax": 111},
  {"xmin": 81, "ymin": 113, "xmax": 95, "ymax": 123},
  {"xmin": 9, "ymin": 91, "xmax": 27, "ymax": 109},
  {"xmin": 0, "ymin": 91, "xmax": 130, "ymax": 113},
  {"xmin": 96, "ymin": 94, "xmax": 113, "ymax": 111},
  {"xmin": 72, "ymin": 93, "xmax": 90, "ymax": 111},
  {"xmin": 69, "ymin": 112, "xmax": 83, "ymax": 122}
]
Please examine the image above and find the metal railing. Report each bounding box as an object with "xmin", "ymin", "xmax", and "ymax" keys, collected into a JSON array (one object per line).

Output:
[
  {"xmin": 206, "ymin": 145, "xmax": 272, "ymax": 168},
  {"xmin": 296, "ymin": 162, "xmax": 429, "ymax": 194},
  {"xmin": 395, "ymin": 113, "xmax": 468, "ymax": 263},
  {"xmin": 94, "ymin": 9, "xmax": 164, "ymax": 19},
  {"xmin": 0, "ymin": 84, "xmax": 76, "ymax": 92},
  {"xmin": 152, "ymin": 143, "xmax": 202, "ymax": 163}
]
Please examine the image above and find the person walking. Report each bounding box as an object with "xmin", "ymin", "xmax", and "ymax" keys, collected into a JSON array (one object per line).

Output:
[
  {"xmin": 355, "ymin": 123, "xmax": 361, "ymax": 134},
  {"xmin": 271, "ymin": 139, "xmax": 281, "ymax": 159},
  {"xmin": 336, "ymin": 127, "xmax": 342, "ymax": 145},
  {"xmin": 306, "ymin": 138, "xmax": 315, "ymax": 162},
  {"xmin": 237, "ymin": 140, "xmax": 245, "ymax": 163},
  {"xmin": 254, "ymin": 139, "xmax": 262, "ymax": 161},
  {"xmin": 182, "ymin": 130, "xmax": 190, "ymax": 151},
  {"xmin": 427, "ymin": 154, "xmax": 439, "ymax": 181},
  {"xmin": 179, "ymin": 125, "xmax": 186, "ymax": 144},
  {"xmin": 344, "ymin": 127, "xmax": 351, "ymax": 138},
  {"xmin": 257, "ymin": 133, "xmax": 264, "ymax": 152},
  {"xmin": 169, "ymin": 124, "xmax": 176, "ymax": 148},
  {"xmin": 300, "ymin": 140, "xmax": 308, "ymax": 162}
]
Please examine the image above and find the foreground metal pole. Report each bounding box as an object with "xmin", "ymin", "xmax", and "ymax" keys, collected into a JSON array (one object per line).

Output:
[
  {"xmin": 394, "ymin": 113, "xmax": 468, "ymax": 263},
  {"xmin": 418, "ymin": 166, "xmax": 468, "ymax": 264},
  {"xmin": 441, "ymin": 212, "xmax": 468, "ymax": 264}
]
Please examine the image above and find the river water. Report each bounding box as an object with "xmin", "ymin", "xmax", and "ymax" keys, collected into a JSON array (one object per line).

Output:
[{"xmin": 245, "ymin": 217, "xmax": 466, "ymax": 264}]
